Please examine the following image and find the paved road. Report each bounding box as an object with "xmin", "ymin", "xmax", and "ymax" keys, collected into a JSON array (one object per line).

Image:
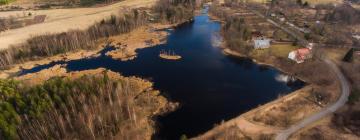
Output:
[
  {"xmin": 275, "ymin": 59, "xmax": 350, "ymax": 140},
  {"xmin": 248, "ymin": 8, "xmax": 351, "ymax": 140}
]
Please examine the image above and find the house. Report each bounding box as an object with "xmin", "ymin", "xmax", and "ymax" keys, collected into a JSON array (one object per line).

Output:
[
  {"xmin": 288, "ymin": 48, "xmax": 312, "ymax": 63},
  {"xmin": 353, "ymin": 34, "xmax": 360, "ymax": 40},
  {"xmin": 279, "ymin": 17, "xmax": 286, "ymax": 22},
  {"xmin": 306, "ymin": 43, "xmax": 314, "ymax": 49},
  {"xmin": 251, "ymin": 31, "xmax": 262, "ymax": 38},
  {"xmin": 254, "ymin": 38, "xmax": 271, "ymax": 49}
]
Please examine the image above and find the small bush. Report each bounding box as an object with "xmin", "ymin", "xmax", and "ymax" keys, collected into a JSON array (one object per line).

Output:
[{"xmin": 348, "ymin": 89, "xmax": 360, "ymax": 105}]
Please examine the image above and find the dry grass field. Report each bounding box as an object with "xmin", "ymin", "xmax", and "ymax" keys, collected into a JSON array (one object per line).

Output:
[{"xmin": 0, "ymin": 0, "xmax": 157, "ymax": 50}]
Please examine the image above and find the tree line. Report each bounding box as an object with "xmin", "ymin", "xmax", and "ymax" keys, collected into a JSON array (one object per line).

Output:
[
  {"xmin": 0, "ymin": 9, "xmax": 148, "ymax": 69},
  {"xmin": 153, "ymin": 0, "xmax": 196, "ymax": 24},
  {"xmin": 325, "ymin": 4, "xmax": 360, "ymax": 25},
  {"xmin": 209, "ymin": 4, "xmax": 254, "ymax": 55},
  {"xmin": 0, "ymin": 72, "xmax": 164, "ymax": 140}
]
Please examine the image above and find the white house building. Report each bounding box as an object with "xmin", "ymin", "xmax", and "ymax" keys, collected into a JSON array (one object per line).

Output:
[{"xmin": 254, "ymin": 38, "xmax": 271, "ymax": 49}]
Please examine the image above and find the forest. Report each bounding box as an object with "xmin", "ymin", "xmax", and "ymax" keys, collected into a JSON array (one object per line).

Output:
[
  {"xmin": 153, "ymin": 0, "xmax": 196, "ymax": 24},
  {"xmin": 0, "ymin": 72, "xmax": 166, "ymax": 140},
  {"xmin": 209, "ymin": 4, "xmax": 254, "ymax": 55},
  {"xmin": 325, "ymin": 4, "xmax": 360, "ymax": 25}
]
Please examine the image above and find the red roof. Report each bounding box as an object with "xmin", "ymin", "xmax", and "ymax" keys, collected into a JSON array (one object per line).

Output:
[
  {"xmin": 296, "ymin": 48, "xmax": 311, "ymax": 60},
  {"xmin": 355, "ymin": 51, "xmax": 360, "ymax": 55}
]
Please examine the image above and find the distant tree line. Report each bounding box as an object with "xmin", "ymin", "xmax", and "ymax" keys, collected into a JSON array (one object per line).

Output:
[
  {"xmin": 153, "ymin": 0, "xmax": 196, "ymax": 24},
  {"xmin": 325, "ymin": 5, "xmax": 360, "ymax": 25},
  {"xmin": 0, "ymin": 72, "xmax": 163, "ymax": 140}
]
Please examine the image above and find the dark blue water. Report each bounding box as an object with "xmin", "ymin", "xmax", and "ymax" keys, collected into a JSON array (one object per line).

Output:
[{"xmin": 20, "ymin": 9, "xmax": 304, "ymax": 140}]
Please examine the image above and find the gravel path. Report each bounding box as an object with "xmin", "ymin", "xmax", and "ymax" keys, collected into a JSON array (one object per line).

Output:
[{"xmin": 275, "ymin": 59, "xmax": 350, "ymax": 140}]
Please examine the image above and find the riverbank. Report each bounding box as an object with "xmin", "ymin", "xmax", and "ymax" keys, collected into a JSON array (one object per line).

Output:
[
  {"xmin": 0, "ymin": 23, "xmax": 174, "ymax": 79},
  {"xmin": 105, "ymin": 24, "xmax": 170, "ymax": 61},
  {"xmin": 195, "ymin": 43, "xmax": 340, "ymax": 140},
  {"xmin": 193, "ymin": 10, "xmax": 342, "ymax": 139}
]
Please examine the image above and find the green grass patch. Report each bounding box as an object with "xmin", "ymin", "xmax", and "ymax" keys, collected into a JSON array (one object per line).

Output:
[
  {"xmin": 251, "ymin": 44, "xmax": 300, "ymax": 59},
  {"xmin": 0, "ymin": 0, "xmax": 15, "ymax": 5}
]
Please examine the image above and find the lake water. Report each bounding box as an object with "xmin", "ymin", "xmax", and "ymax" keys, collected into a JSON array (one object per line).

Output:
[{"xmin": 20, "ymin": 8, "xmax": 304, "ymax": 140}]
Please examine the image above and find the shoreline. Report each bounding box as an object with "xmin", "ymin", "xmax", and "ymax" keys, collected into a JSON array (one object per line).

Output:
[
  {"xmin": 222, "ymin": 48, "xmax": 310, "ymax": 83},
  {"xmin": 193, "ymin": 12, "xmax": 342, "ymax": 139},
  {"xmin": 15, "ymin": 68, "xmax": 173, "ymax": 140},
  {"xmin": 0, "ymin": 23, "xmax": 174, "ymax": 79}
]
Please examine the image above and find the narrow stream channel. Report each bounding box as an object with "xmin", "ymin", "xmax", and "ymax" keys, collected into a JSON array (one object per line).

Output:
[{"xmin": 20, "ymin": 8, "xmax": 304, "ymax": 140}]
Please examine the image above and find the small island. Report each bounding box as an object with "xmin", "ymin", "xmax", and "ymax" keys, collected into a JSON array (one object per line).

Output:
[{"xmin": 159, "ymin": 50, "xmax": 182, "ymax": 60}]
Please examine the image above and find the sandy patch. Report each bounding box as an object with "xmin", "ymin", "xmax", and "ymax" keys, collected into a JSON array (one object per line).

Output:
[
  {"xmin": 0, "ymin": 46, "xmax": 103, "ymax": 79},
  {"xmin": 159, "ymin": 53, "xmax": 182, "ymax": 60},
  {"xmin": 105, "ymin": 24, "xmax": 169, "ymax": 61},
  {"xmin": 194, "ymin": 116, "xmax": 279, "ymax": 140},
  {"xmin": 15, "ymin": 64, "xmax": 67, "ymax": 86}
]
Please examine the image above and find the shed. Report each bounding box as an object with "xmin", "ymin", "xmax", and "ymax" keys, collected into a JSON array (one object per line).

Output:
[
  {"xmin": 254, "ymin": 38, "xmax": 271, "ymax": 49},
  {"xmin": 288, "ymin": 48, "xmax": 312, "ymax": 63}
]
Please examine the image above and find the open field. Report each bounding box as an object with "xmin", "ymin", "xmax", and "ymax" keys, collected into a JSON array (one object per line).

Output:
[
  {"xmin": 251, "ymin": 44, "xmax": 300, "ymax": 59},
  {"xmin": 0, "ymin": 0, "xmax": 157, "ymax": 50}
]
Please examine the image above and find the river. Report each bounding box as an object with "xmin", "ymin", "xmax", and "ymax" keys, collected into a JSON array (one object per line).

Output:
[{"xmin": 20, "ymin": 8, "xmax": 304, "ymax": 140}]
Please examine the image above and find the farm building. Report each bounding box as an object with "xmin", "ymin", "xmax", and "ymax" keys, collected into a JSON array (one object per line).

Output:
[
  {"xmin": 253, "ymin": 38, "xmax": 271, "ymax": 49},
  {"xmin": 288, "ymin": 48, "xmax": 312, "ymax": 63}
]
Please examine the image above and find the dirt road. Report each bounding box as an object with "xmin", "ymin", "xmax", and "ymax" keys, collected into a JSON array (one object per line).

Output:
[
  {"xmin": 0, "ymin": 0, "xmax": 157, "ymax": 50},
  {"xmin": 275, "ymin": 59, "xmax": 350, "ymax": 140},
  {"xmin": 248, "ymin": 8, "xmax": 351, "ymax": 140}
]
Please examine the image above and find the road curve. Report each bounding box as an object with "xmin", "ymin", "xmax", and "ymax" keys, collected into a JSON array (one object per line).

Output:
[
  {"xmin": 246, "ymin": 7, "xmax": 351, "ymax": 140},
  {"xmin": 275, "ymin": 59, "xmax": 350, "ymax": 140}
]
